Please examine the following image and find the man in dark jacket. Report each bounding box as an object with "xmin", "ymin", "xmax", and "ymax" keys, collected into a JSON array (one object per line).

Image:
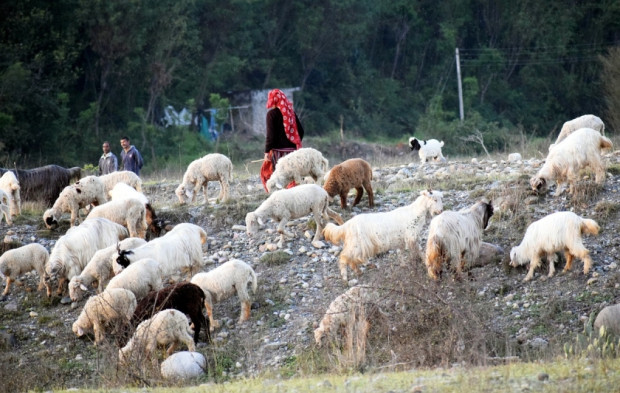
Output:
[{"xmin": 120, "ymin": 136, "xmax": 144, "ymax": 176}]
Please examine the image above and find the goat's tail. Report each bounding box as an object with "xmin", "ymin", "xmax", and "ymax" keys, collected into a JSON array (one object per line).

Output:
[
  {"xmin": 600, "ymin": 135, "xmax": 613, "ymax": 151},
  {"xmin": 581, "ymin": 218, "xmax": 600, "ymax": 236},
  {"xmin": 323, "ymin": 222, "xmax": 347, "ymax": 245},
  {"xmin": 424, "ymin": 237, "xmax": 443, "ymax": 280}
]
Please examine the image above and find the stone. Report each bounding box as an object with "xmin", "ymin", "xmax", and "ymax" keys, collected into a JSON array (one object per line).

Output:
[{"xmin": 161, "ymin": 351, "xmax": 206, "ymax": 380}]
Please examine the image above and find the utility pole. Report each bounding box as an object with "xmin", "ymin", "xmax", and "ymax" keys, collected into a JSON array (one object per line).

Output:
[{"xmin": 455, "ymin": 48, "xmax": 464, "ymax": 122}]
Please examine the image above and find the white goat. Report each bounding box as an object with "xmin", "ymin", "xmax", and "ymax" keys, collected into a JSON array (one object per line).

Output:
[
  {"xmin": 190, "ymin": 259, "xmax": 257, "ymax": 330},
  {"xmin": 86, "ymin": 198, "xmax": 147, "ymax": 238},
  {"xmin": 0, "ymin": 243, "xmax": 49, "ymax": 296},
  {"xmin": 109, "ymin": 182, "xmax": 148, "ymax": 204},
  {"xmin": 245, "ymin": 184, "xmax": 344, "ymax": 248},
  {"xmin": 44, "ymin": 217, "xmax": 129, "ymax": 298},
  {"xmin": 509, "ymin": 211, "xmax": 599, "ymax": 282},
  {"xmin": 0, "ymin": 171, "xmax": 21, "ymax": 217},
  {"xmin": 175, "ymin": 153, "xmax": 233, "ymax": 204},
  {"xmin": 72, "ymin": 288, "xmax": 137, "ymax": 345},
  {"xmin": 99, "ymin": 170, "xmax": 142, "ymax": 196},
  {"xmin": 43, "ymin": 175, "xmax": 108, "ymax": 228},
  {"xmin": 409, "ymin": 137, "xmax": 446, "ymax": 163},
  {"xmin": 266, "ymin": 148, "xmax": 328, "ymax": 192},
  {"xmin": 106, "ymin": 258, "xmax": 164, "ymax": 301},
  {"xmin": 119, "ymin": 309, "xmax": 196, "ymax": 366},
  {"xmin": 112, "ymin": 223, "xmax": 207, "ymax": 279},
  {"xmin": 0, "ymin": 190, "xmax": 12, "ymax": 225},
  {"xmin": 324, "ymin": 189, "xmax": 444, "ymax": 281},
  {"xmin": 69, "ymin": 237, "xmax": 147, "ymax": 302},
  {"xmin": 551, "ymin": 114, "xmax": 605, "ymax": 149},
  {"xmin": 425, "ymin": 200, "xmax": 494, "ymax": 280},
  {"xmin": 531, "ymin": 127, "xmax": 613, "ymax": 195}
]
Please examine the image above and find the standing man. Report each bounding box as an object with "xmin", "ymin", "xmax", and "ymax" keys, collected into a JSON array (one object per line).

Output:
[
  {"xmin": 98, "ymin": 141, "xmax": 118, "ymax": 175},
  {"xmin": 119, "ymin": 136, "xmax": 144, "ymax": 176}
]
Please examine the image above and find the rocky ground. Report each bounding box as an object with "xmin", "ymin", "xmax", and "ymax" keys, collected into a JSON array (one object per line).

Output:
[{"xmin": 2, "ymin": 146, "xmax": 620, "ymax": 391}]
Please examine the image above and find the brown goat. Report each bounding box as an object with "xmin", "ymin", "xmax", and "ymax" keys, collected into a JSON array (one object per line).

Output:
[
  {"xmin": 131, "ymin": 282, "xmax": 210, "ymax": 344},
  {"xmin": 323, "ymin": 158, "xmax": 374, "ymax": 209}
]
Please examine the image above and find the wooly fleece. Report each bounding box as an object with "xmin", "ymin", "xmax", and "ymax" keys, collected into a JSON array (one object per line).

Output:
[
  {"xmin": 0, "ymin": 171, "xmax": 21, "ymax": 217},
  {"xmin": 0, "ymin": 243, "xmax": 49, "ymax": 296},
  {"xmin": 175, "ymin": 153, "xmax": 233, "ymax": 204},
  {"xmin": 323, "ymin": 158, "xmax": 374, "ymax": 209},
  {"xmin": 43, "ymin": 175, "xmax": 108, "ymax": 228},
  {"xmin": 266, "ymin": 148, "xmax": 328, "ymax": 192}
]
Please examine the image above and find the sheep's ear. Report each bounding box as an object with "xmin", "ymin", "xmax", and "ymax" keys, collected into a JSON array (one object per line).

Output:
[
  {"xmin": 77, "ymin": 327, "xmax": 84, "ymax": 336},
  {"xmin": 80, "ymin": 284, "xmax": 88, "ymax": 291}
]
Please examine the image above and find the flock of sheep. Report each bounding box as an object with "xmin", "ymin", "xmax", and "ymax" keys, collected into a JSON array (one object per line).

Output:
[{"xmin": 0, "ymin": 113, "xmax": 615, "ymax": 379}]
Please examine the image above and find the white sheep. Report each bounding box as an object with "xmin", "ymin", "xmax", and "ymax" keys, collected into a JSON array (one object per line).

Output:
[
  {"xmin": 0, "ymin": 171, "xmax": 21, "ymax": 217},
  {"xmin": 551, "ymin": 114, "xmax": 605, "ymax": 149},
  {"xmin": 0, "ymin": 243, "xmax": 49, "ymax": 296},
  {"xmin": 509, "ymin": 211, "xmax": 599, "ymax": 282},
  {"xmin": 72, "ymin": 288, "xmax": 137, "ymax": 345},
  {"xmin": 105, "ymin": 258, "xmax": 164, "ymax": 301},
  {"xmin": 69, "ymin": 237, "xmax": 147, "ymax": 302},
  {"xmin": 112, "ymin": 223, "xmax": 207, "ymax": 279},
  {"xmin": 531, "ymin": 127, "xmax": 613, "ymax": 195},
  {"xmin": 119, "ymin": 309, "xmax": 196, "ymax": 366},
  {"xmin": 175, "ymin": 153, "xmax": 233, "ymax": 204},
  {"xmin": 190, "ymin": 259, "xmax": 257, "ymax": 330},
  {"xmin": 85, "ymin": 198, "xmax": 148, "ymax": 238},
  {"xmin": 245, "ymin": 184, "xmax": 344, "ymax": 248},
  {"xmin": 425, "ymin": 200, "xmax": 494, "ymax": 280},
  {"xmin": 323, "ymin": 190, "xmax": 444, "ymax": 281},
  {"xmin": 99, "ymin": 170, "xmax": 142, "ymax": 196},
  {"xmin": 44, "ymin": 217, "xmax": 129, "ymax": 298},
  {"xmin": 0, "ymin": 189, "xmax": 12, "ymax": 226},
  {"xmin": 109, "ymin": 182, "xmax": 148, "ymax": 204},
  {"xmin": 409, "ymin": 137, "xmax": 446, "ymax": 163},
  {"xmin": 266, "ymin": 147, "xmax": 328, "ymax": 192},
  {"xmin": 314, "ymin": 286, "xmax": 376, "ymax": 346},
  {"xmin": 43, "ymin": 175, "xmax": 108, "ymax": 228}
]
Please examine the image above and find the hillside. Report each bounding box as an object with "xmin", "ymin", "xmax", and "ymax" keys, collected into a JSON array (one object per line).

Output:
[{"xmin": 1, "ymin": 147, "xmax": 620, "ymax": 392}]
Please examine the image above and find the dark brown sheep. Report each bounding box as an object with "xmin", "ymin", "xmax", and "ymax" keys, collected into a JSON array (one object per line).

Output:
[
  {"xmin": 131, "ymin": 281, "xmax": 210, "ymax": 344},
  {"xmin": 323, "ymin": 158, "xmax": 374, "ymax": 209}
]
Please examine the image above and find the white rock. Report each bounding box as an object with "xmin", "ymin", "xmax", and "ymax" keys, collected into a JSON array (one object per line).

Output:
[{"xmin": 161, "ymin": 351, "xmax": 206, "ymax": 380}]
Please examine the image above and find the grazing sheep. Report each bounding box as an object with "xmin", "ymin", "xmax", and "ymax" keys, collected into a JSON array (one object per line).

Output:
[
  {"xmin": 132, "ymin": 282, "xmax": 209, "ymax": 343},
  {"xmin": 99, "ymin": 171, "xmax": 142, "ymax": 196},
  {"xmin": 0, "ymin": 165, "xmax": 81, "ymax": 206},
  {"xmin": 69, "ymin": 237, "xmax": 147, "ymax": 302},
  {"xmin": 44, "ymin": 218, "xmax": 129, "ymax": 298},
  {"xmin": 509, "ymin": 211, "xmax": 599, "ymax": 282},
  {"xmin": 552, "ymin": 114, "xmax": 605, "ymax": 149},
  {"xmin": 106, "ymin": 258, "xmax": 164, "ymax": 301},
  {"xmin": 86, "ymin": 198, "xmax": 148, "ymax": 238},
  {"xmin": 160, "ymin": 351, "xmax": 206, "ymax": 381},
  {"xmin": 266, "ymin": 147, "xmax": 328, "ymax": 192},
  {"xmin": 409, "ymin": 137, "xmax": 446, "ymax": 163},
  {"xmin": 72, "ymin": 288, "xmax": 137, "ymax": 345},
  {"xmin": 531, "ymin": 128, "xmax": 613, "ymax": 195},
  {"xmin": 324, "ymin": 190, "xmax": 444, "ymax": 281},
  {"xmin": 0, "ymin": 243, "xmax": 49, "ymax": 296},
  {"xmin": 245, "ymin": 184, "xmax": 344, "ymax": 248},
  {"xmin": 43, "ymin": 175, "xmax": 108, "ymax": 229},
  {"xmin": 314, "ymin": 286, "xmax": 376, "ymax": 346},
  {"xmin": 0, "ymin": 190, "xmax": 12, "ymax": 226},
  {"xmin": 175, "ymin": 153, "xmax": 233, "ymax": 204},
  {"xmin": 109, "ymin": 182, "xmax": 166, "ymax": 238},
  {"xmin": 425, "ymin": 200, "xmax": 494, "ymax": 280},
  {"xmin": 112, "ymin": 223, "xmax": 207, "ymax": 279},
  {"xmin": 190, "ymin": 259, "xmax": 257, "ymax": 330},
  {"xmin": 323, "ymin": 158, "xmax": 374, "ymax": 209},
  {"xmin": 0, "ymin": 171, "xmax": 21, "ymax": 217},
  {"xmin": 119, "ymin": 309, "xmax": 196, "ymax": 366}
]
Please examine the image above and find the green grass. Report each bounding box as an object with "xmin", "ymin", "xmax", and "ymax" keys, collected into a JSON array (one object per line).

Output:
[{"xmin": 52, "ymin": 356, "xmax": 620, "ymax": 392}]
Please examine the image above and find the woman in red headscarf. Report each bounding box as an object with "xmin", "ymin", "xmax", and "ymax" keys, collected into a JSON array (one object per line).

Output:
[{"xmin": 260, "ymin": 89, "xmax": 304, "ymax": 192}]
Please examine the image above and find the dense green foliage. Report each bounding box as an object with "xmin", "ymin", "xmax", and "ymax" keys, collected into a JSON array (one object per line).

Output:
[{"xmin": 1, "ymin": 0, "xmax": 618, "ymax": 169}]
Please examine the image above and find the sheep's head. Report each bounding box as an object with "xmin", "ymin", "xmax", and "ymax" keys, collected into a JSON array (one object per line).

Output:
[
  {"xmin": 509, "ymin": 247, "xmax": 527, "ymax": 267},
  {"xmin": 314, "ymin": 326, "xmax": 326, "ymax": 346},
  {"xmin": 43, "ymin": 208, "xmax": 59, "ymax": 229},
  {"xmin": 409, "ymin": 137, "xmax": 421, "ymax": 151},
  {"xmin": 245, "ymin": 212, "xmax": 260, "ymax": 235},
  {"xmin": 266, "ymin": 178, "xmax": 281, "ymax": 193},
  {"xmin": 175, "ymin": 184, "xmax": 189, "ymax": 204},
  {"xmin": 72, "ymin": 317, "xmax": 90, "ymax": 337},
  {"xmin": 529, "ymin": 176, "xmax": 547, "ymax": 193},
  {"xmin": 116, "ymin": 249, "xmax": 134, "ymax": 269},
  {"xmin": 421, "ymin": 189, "xmax": 443, "ymax": 216},
  {"xmin": 69, "ymin": 277, "xmax": 89, "ymax": 302}
]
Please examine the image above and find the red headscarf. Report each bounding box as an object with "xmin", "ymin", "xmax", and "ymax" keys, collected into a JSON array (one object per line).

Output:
[{"xmin": 266, "ymin": 89, "xmax": 302, "ymax": 149}]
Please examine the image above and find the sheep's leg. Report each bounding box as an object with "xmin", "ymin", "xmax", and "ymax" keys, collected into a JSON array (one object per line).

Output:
[
  {"xmin": 204, "ymin": 300, "xmax": 218, "ymax": 330},
  {"xmin": 425, "ymin": 241, "xmax": 443, "ymax": 280},
  {"xmin": 325, "ymin": 207, "xmax": 344, "ymax": 225},
  {"xmin": 339, "ymin": 191, "xmax": 348, "ymax": 209},
  {"xmin": 239, "ymin": 300, "xmax": 251, "ymax": 323},
  {"xmin": 37, "ymin": 275, "xmax": 46, "ymax": 292},
  {"xmin": 311, "ymin": 209, "xmax": 324, "ymax": 244},
  {"xmin": 593, "ymin": 160, "xmax": 606, "ymax": 185},
  {"xmin": 547, "ymin": 253, "xmax": 557, "ymax": 278},
  {"xmin": 352, "ymin": 187, "xmax": 364, "ymax": 207},
  {"xmin": 339, "ymin": 256, "xmax": 350, "ymax": 282},
  {"xmin": 566, "ymin": 245, "xmax": 592, "ymax": 275},
  {"xmin": 524, "ymin": 255, "xmax": 541, "ymax": 282},
  {"xmin": 363, "ymin": 180, "xmax": 374, "ymax": 208},
  {"xmin": 166, "ymin": 342, "xmax": 178, "ymax": 357},
  {"xmin": 70, "ymin": 206, "xmax": 79, "ymax": 227},
  {"xmin": 563, "ymin": 251, "xmax": 574, "ymax": 272},
  {"xmin": 93, "ymin": 323, "xmax": 104, "ymax": 345},
  {"xmin": 2, "ymin": 277, "xmax": 12, "ymax": 296}
]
